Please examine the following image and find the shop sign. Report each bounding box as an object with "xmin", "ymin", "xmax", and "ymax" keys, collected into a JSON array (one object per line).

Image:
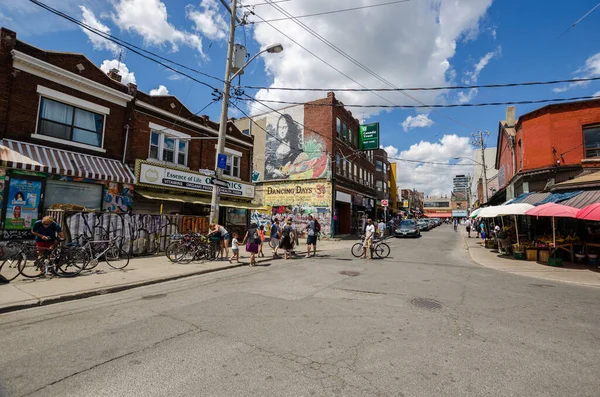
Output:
[
  {"xmin": 335, "ymin": 190, "xmax": 352, "ymax": 204},
  {"xmin": 5, "ymin": 177, "xmax": 42, "ymax": 230},
  {"xmin": 137, "ymin": 161, "xmax": 254, "ymax": 199},
  {"xmin": 264, "ymin": 180, "xmax": 332, "ymax": 207},
  {"xmin": 403, "ymin": 200, "xmax": 409, "ymax": 208},
  {"xmin": 452, "ymin": 210, "xmax": 468, "ymax": 217},
  {"xmin": 359, "ymin": 122, "xmax": 380, "ymax": 150}
]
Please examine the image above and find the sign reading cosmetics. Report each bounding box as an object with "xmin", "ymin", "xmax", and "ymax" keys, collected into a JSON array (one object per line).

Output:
[{"xmin": 137, "ymin": 161, "xmax": 254, "ymax": 199}]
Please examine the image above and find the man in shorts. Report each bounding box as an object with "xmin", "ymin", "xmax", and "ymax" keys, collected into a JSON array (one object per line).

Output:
[
  {"xmin": 305, "ymin": 215, "xmax": 318, "ymax": 258},
  {"xmin": 31, "ymin": 216, "xmax": 64, "ymax": 272},
  {"xmin": 270, "ymin": 219, "xmax": 281, "ymax": 258},
  {"xmin": 361, "ymin": 218, "xmax": 375, "ymax": 259}
]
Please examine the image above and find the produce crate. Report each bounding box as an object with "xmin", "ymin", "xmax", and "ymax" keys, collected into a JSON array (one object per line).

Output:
[
  {"xmin": 513, "ymin": 251, "xmax": 525, "ymax": 260},
  {"xmin": 525, "ymin": 249, "xmax": 538, "ymax": 261},
  {"xmin": 538, "ymin": 249, "xmax": 550, "ymax": 264},
  {"xmin": 548, "ymin": 257, "xmax": 563, "ymax": 267}
]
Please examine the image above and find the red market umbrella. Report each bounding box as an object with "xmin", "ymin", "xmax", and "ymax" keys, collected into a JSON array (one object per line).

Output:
[
  {"xmin": 576, "ymin": 203, "xmax": 600, "ymax": 221},
  {"xmin": 526, "ymin": 203, "xmax": 579, "ymax": 248}
]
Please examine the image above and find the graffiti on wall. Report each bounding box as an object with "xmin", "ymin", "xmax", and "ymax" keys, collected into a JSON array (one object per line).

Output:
[
  {"xmin": 271, "ymin": 205, "xmax": 332, "ymax": 237},
  {"xmin": 264, "ymin": 106, "xmax": 330, "ymax": 181},
  {"xmin": 103, "ymin": 183, "xmax": 134, "ymax": 213}
]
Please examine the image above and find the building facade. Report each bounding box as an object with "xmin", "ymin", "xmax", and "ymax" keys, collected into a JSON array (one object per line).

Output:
[
  {"xmin": 235, "ymin": 92, "xmax": 378, "ymax": 236},
  {"xmin": 374, "ymin": 148, "xmax": 391, "ymax": 220},
  {"xmin": 422, "ymin": 196, "xmax": 452, "ymax": 219}
]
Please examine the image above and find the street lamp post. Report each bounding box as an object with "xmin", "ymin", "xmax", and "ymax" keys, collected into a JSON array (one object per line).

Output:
[
  {"xmin": 454, "ymin": 156, "xmax": 489, "ymax": 204},
  {"xmin": 209, "ymin": 0, "xmax": 283, "ymax": 224}
]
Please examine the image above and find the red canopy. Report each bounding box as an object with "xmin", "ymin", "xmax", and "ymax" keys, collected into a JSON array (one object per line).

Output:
[
  {"xmin": 423, "ymin": 212, "xmax": 452, "ymax": 218},
  {"xmin": 525, "ymin": 203, "xmax": 578, "ymax": 218},
  {"xmin": 576, "ymin": 203, "xmax": 600, "ymax": 221}
]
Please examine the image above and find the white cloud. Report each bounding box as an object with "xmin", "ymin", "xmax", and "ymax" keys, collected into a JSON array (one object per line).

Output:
[
  {"xmin": 0, "ymin": 12, "xmax": 12, "ymax": 22},
  {"xmin": 167, "ymin": 74, "xmax": 185, "ymax": 81},
  {"xmin": 553, "ymin": 52, "xmax": 600, "ymax": 93},
  {"xmin": 244, "ymin": 0, "xmax": 493, "ymax": 117},
  {"xmin": 80, "ymin": 6, "xmax": 120, "ymax": 54},
  {"xmin": 385, "ymin": 134, "xmax": 473, "ymax": 196},
  {"xmin": 595, "ymin": 91, "xmax": 600, "ymax": 97},
  {"xmin": 149, "ymin": 85, "xmax": 169, "ymax": 96},
  {"xmin": 401, "ymin": 114, "xmax": 434, "ymax": 131},
  {"xmin": 99, "ymin": 59, "xmax": 136, "ymax": 85},
  {"xmin": 112, "ymin": 0, "xmax": 204, "ymax": 55},
  {"xmin": 457, "ymin": 46, "xmax": 501, "ymax": 103},
  {"xmin": 186, "ymin": 0, "xmax": 228, "ymax": 41}
]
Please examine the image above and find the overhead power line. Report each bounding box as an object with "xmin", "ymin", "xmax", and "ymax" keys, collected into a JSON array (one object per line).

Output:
[
  {"xmin": 248, "ymin": 0, "xmax": 411, "ymax": 24},
  {"xmin": 232, "ymin": 94, "xmax": 600, "ymax": 108},
  {"xmin": 558, "ymin": 1, "xmax": 600, "ymax": 37},
  {"xmin": 238, "ymin": 76, "xmax": 600, "ymax": 92}
]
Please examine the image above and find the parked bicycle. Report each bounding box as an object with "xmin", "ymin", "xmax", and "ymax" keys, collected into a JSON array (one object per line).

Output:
[
  {"xmin": 3, "ymin": 241, "xmax": 88, "ymax": 278},
  {"xmin": 351, "ymin": 236, "xmax": 391, "ymax": 259},
  {"xmin": 165, "ymin": 232, "xmax": 221, "ymax": 263},
  {"xmin": 0, "ymin": 241, "xmax": 37, "ymax": 281},
  {"xmin": 69, "ymin": 235, "xmax": 130, "ymax": 270}
]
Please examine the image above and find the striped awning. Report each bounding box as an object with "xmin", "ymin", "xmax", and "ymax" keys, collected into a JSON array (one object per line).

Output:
[
  {"xmin": 0, "ymin": 139, "xmax": 135, "ymax": 184},
  {"xmin": 561, "ymin": 190, "xmax": 600, "ymax": 209}
]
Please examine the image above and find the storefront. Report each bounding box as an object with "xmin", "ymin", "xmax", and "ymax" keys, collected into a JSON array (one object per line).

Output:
[
  {"xmin": 335, "ymin": 189, "xmax": 352, "ymax": 235},
  {"xmin": 134, "ymin": 160, "xmax": 258, "ymax": 229},
  {"xmin": 0, "ymin": 139, "xmax": 135, "ymax": 240},
  {"xmin": 254, "ymin": 179, "xmax": 333, "ymax": 236}
]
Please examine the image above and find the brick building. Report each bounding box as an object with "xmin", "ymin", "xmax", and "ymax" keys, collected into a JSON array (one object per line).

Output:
[
  {"xmin": 0, "ymin": 27, "xmax": 255, "ymax": 238},
  {"xmin": 491, "ymin": 101, "xmax": 600, "ymax": 204},
  {"xmin": 374, "ymin": 148, "xmax": 391, "ymax": 220},
  {"xmin": 235, "ymin": 92, "xmax": 377, "ymax": 236}
]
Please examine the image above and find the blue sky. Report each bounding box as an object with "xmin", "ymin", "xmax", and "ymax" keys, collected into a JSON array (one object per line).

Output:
[{"xmin": 1, "ymin": 0, "xmax": 599, "ymax": 194}]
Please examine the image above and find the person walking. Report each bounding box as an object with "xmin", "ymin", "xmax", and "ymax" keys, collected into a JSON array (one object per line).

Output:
[
  {"xmin": 210, "ymin": 223, "xmax": 230, "ymax": 259},
  {"xmin": 279, "ymin": 220, "xmax": 294, "ymax": 260},
  {"xmin": 360, "ymin": 218, "xmax": 375, "ymax": 259},
  {"xmin": 453, "ymin": 218, "xmax": 458, "ymax": 232},
  {"xmin": 479, "ymin": 219, "xmax": 487, "ymax": 244},
  {"xmin": 377, "ymin": 219, "xmax": 386, "ymax": 238},
  {"xmin": 270, "ymin": 219, "xmax": 281, "ymax": 258},
  {"xmin": 465, "ymin": 218, "xmax": 472, "ymax": 238},
  {"xmin": 288, "ymin": 217, "xmax": 299, "ymax": 254},
  {"xmin": 242, "ymin": 223, "xmax": 260, "ymax": 266},
  {"xmin": 228, "ymin": 232, "xmax": 240, "ymax": 263},
  {"xmin": 257, "ymin": 225, "xmax": 265, "ymax": 258},
  {"xmin": 304, "ymin": 215, "xmax": 319, "ymax": 258}
]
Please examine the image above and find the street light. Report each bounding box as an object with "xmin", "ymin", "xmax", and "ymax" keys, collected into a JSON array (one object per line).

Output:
[
  {"xmin": 209, "ymin": 1, "xmax": 284, "ymax": 224},
  {"xmin": 454, "ymin": 156, "xmax": 489, "ymax": 204}
]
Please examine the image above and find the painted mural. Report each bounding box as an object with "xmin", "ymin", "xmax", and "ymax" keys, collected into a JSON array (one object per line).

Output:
[{"xmin": 264, "ymin": 106, "xmax": 330, "ymax": 181}]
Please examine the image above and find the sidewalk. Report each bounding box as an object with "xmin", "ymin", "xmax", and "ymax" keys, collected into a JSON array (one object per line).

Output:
[
  {"xmin": 462, "ymin": 231, "xmax": 600, "ymax": 288},
  {"xmin": 0, "ymin": 239, "xmax": 353, "ymax": 313}
]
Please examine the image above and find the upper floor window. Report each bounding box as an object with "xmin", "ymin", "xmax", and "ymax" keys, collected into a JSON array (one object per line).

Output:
[
  {"xmin": 376, "ymin": 160, "xmax": 384, "ymax": 172},
  {"xmin": 336, "ymin": 154, "xmax": 341, "ymax": 173},
  {"xmin": 149, "ymin": 130, "xmax": 188, "ymax": 166},
  {"xmin": 223, "ymin": 154, "xmax": 241, "ymax": 178},
  {"xmin": 584, "ymin": 125, "xmax": 600, "ymax": 158},
  {"xmin": 242, "ymin": 129, "xmax": 250, "ymax": 136},
  {"xmin": 38, "ymin": 97, "xmax": 104, "ymax": 147},
  {"xmin": 376, "ymin": 180, "xmax": 383, "ymax": 192},
  {"xmin": 352, "ymin": 129, "xmax": 357, "ymax": 148},
  {"xmin": 336, "ymin": 118, "xmax": 341, "ymax": 138},
  {"xmin": 342, "ymin": 123, "xmax": 348, "ymax": 141}
]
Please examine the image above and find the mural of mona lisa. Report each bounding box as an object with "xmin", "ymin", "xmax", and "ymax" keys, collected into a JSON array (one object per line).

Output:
[{"xmin": 265, "ymin": 113, "xmax": 303, "ymax": 180}]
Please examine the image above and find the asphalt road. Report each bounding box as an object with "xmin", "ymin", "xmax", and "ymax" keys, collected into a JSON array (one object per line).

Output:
[{"xmin": 0, "ymin": 225, "xmax": 598, "ymax": 397}]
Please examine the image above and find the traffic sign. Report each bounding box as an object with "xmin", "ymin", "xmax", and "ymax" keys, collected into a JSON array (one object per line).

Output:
[
  {"xmin": 217, "ymin": 153, "xmax": 227, "ymax": 170},
  {"xmin": 381, "ymin": 199, "xmax": 389, "ymax": 207},
  {"xmin": 210, "ymin": 178, "xmax": 229, "ymax": 188}
]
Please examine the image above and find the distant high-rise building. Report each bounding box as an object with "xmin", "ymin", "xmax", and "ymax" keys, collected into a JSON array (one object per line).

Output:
[{"xmin": 453, "ymin": 175, "xmax": 470, "ymax": 193}]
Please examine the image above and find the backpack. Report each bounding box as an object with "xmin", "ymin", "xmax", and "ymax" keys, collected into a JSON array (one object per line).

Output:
[
  {"xmin": 271, "ymin": 224, "xmax": 279, "ymax": 237},
  {"xmin": 282, "ymin": 226, "xmax": 291, "ymax": 239},
  {"xmin": 251, "ymin": 229, "xmax": 260, "ymax": 244},
  {"xmin": 314, "ymin": 220, "xmax": 321, "ymax": 233}
]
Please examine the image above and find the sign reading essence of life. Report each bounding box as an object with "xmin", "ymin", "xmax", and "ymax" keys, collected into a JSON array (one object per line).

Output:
[{"xmin": 139, "ymin": 162, "xmax": 255, "ymax": 199}]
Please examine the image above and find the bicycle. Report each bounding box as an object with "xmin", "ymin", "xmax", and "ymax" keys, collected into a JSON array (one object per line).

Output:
[
  {"xmin": 0, "ymin": 241, "xmax": 37, "ymax": 281},
  {"xmin": 70, "ymin": 235, "xmax": 130, "ymax": 270},
  {"xmin": 17, "ymin": 242, "xmax": 88, "ymax": 278},
  {"xmin": 165, "ymin": 233, "xmax": 220, "ymax": 263},
  {"xmin": 351, "ymin": 236, "xmax": 391, "ymax": 259}
]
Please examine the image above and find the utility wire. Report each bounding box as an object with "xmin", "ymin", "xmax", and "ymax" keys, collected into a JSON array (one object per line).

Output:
[
  {"xmin": 248, "ymin": 0, "xmax": 411, "ymax": 24},
  {"xmin": 238, "ymin": 76, "xmax": 600, "ymax": 92},
  {"xmin": 558, "ymin": 1, "xmax": 600, "ymax": 38},
  {"xmin": 242, "ymin": 0, "xmax": 292, "ymax": 7},
  {"xmin": 232, "ymin": 94, "xmax": 600, "ymax": 108}
]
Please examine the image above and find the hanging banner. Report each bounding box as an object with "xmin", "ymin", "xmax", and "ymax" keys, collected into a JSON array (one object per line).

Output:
[
  {"xmin": 5, "ymin": 177, "xmax": 42, "ymax": 230},
  {"xmin": 359, "ymin": 122, "xmax": 380, "ymax": 150}
]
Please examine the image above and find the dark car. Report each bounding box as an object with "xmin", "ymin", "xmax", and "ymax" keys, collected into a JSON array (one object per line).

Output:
[
  {"xmin": 395, "ymin": 220, "xmax": 421, "ymax": 238},
  {"xmin": 417, "ymin": 220, "xmax": 430, "ymax": 231}
]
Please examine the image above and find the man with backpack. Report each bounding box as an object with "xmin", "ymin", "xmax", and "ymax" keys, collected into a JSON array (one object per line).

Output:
[{"xmin": 304, "ymin": 214, "xmax": 320, "ymax": 258}]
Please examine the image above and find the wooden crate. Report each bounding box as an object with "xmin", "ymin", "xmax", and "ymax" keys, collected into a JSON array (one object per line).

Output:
[
  {"xmin": 538, "ymin": 250, "xmax": 550, "ymax": 264},
  {"xmin": 525, "ymin": 249, "xmax": 538, "ymax": 261}
]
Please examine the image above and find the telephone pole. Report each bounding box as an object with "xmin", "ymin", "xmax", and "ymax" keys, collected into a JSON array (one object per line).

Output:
[{"xmin": 471, "ymin": 131, "xmax": 491, "ymax": 203}]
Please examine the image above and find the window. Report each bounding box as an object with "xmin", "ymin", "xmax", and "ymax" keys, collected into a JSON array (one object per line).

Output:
[
  {"xmin": 353, "ymin": 163, "xmax": 357, "ymax": 181},
  {"xmin": 336, "ymin": 118, "xmax": 341, "ymax": 138},
  {"xmin": 353, "ymin": 129, "xmax": 358, "ymax": 148},
  {"xmin": 336, "ymin": 154, "xmax": 341, "ymax": 173},
  {"xmin": 37, "ymin": 97, "xmax": 104, "ymax": 147},
  {"xmin": 348, "ymin": 129, "xmax": 353, "ymax": 146},
  {"xmin": 342, "ymin": 159, "xmax": 347, "ymax": 176},
  {"xmin": 376, "ymin": 160, "xmax": 384, "ymax": 172},
  {"xmin": 343, "ymin": 123, "xmax": 348, "ymax": 141},
  {"xmin": 584, "ymin": 125, "xmax": 600, "ymax": 158},
  {"xmin": 149, "ymin": 130, "xmax": 188, "ymax": 166},
  {"xmin": 376, "ymin": 180, "xmax": 383, "ymax": 192},
  {"xmin": 242, "ymin": 129, "xmax": 250, "ymax": 136},
  {"xmin": 223, "ymin": 154, "xmax": 241, "ymax": 178}
]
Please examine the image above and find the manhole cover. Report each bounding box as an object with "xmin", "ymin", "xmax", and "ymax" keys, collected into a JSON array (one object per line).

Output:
[
  {"xmin": 339, "ymin": 271, "xmax": 360, "ymax": 277},
  {"xmin": 410, "ymin": 298, "xmax": 442, "ymax": 310},
  {"xmin": 141, "ymin": 293, "xmax": 168, "ymax": 300}
]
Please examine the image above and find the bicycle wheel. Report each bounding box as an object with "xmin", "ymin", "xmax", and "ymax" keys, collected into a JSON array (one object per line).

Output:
[
  {"xmin": 375, "ymin": 243, "xmax": 390, "ymax": 259},
  {"xmin": 1, "ymin": 253, "xmax": 25, "ymax": 281},
  {"xmin": 56, "ymin": 249, "xmax": 86, "ymax": 277},
  {"xmin": 176, "ymin": 244, "xmax": 196, "ymax": 264},
  {"xmin": 351, "ymin": 243, "xmax": 364, "ymax": 257},
  {"xmin": 165, "ymin": 241, "xmax": 184, "ymax": 263},
  {"xmin": 105, "ymin": 246, "xmax": 130, "ymax": 269},
  {"xmin": 18, "ymin": 256, "xmax": 44, "ymax": 278}
]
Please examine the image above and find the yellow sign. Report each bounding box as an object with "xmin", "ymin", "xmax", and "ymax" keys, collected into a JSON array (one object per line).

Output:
[
  {"xmin": 403, "ymin": 200, "xmax": 409, "ymax": 207},
  {"xmin": 262, "ymin": 180, "xmax": 332, "ymax": 207}
]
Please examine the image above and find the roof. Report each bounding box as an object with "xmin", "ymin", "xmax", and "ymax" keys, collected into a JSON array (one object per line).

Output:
[
  {"xmin": 516, "ymin": 98, "xmax": 600, "ymax": 128},
  {"xmin": 561, "ymin": 190, "xmax": 600, "ymax": 209},
  {"xmin": 553, "ymin": 171, "xmax": 600, "ymax": 190}
]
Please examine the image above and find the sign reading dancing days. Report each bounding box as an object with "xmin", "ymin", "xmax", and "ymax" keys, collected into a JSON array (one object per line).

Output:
[
  {"xmin": 359, "ymin": 122, "xmax": 380, "ymax": 150},
  {"xmin": 138, "ymin": 162, "xmax": 255, "ymax": 199}
]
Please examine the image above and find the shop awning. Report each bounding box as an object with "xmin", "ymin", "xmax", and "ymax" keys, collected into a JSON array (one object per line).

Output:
[
  {"xmin": 0, "ymin": 139, "xmax": 135, "ymax": 184},
  {"xmin": 219, "ymin": 200, "xmax": 269, "ymax": 211},
  {"xmin": 423, "ymin": 212, "xmax": 451, "ymax": 218},
  {"xmin": 136, "ymin": 189, "xmax": 268, "ymax": 210},
  {"xmin": 560, "ymin": 190, "xmax": 600, "ymax": 209}
]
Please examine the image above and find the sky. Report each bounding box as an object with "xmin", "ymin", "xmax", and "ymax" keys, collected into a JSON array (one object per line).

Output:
[{"xmin": 1, "ymin": 0, "xmax": 599, "ymax": 196}]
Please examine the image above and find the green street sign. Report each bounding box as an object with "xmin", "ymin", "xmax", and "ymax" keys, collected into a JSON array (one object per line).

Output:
[{"xmin": 359, "ymin": 122, "xmax": 380, "ymax": 150}]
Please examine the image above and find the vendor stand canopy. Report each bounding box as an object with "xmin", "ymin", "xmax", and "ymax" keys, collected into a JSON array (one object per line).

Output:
[
  {"xmin": 477, "ymin": 203, "xmax": 534, "ymax": 246},
  {"xmin": 575, "ymin": 203, "xmax": 600, "ymax": 221},
  {"xmin": 525, "ymin": 203, "xmax": 579, "ymax": 248}
]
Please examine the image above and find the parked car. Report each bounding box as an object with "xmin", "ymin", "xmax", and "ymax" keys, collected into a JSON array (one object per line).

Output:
[
  {"xmin": 395, "ymin": 220, "xmax": 421, "ymax": 238},
  {"xmin": 417, "ymin": 220, "xmax": 430, "ymax": 231},
  {"xmin": 426, "ymin": 219, "xmax": 436, "ymax": 229}
]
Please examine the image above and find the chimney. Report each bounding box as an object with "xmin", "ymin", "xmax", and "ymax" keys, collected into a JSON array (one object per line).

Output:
[
  {"xmin": 506, "ymin": 106, "xmax": 516, "ymax": 127},
  {"xmin": 1, "ymin": 28, "xmax": 16, "ymax": 52},
  {"xmin": 127, "ymin": 83, "xmax": 137, "ymax": 96},
  {"xmin": 107, "ymin": 68, "xmax": 122, "ymax": 82}
]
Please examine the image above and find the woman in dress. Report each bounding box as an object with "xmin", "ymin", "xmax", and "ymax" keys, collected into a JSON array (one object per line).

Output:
[
  {"xmin": 279, "ymin": 220, "xmax": 295, "ymax": 260},
  {"xmin": 242, "ymin": 222, "xmax": 260, "ymax": 266}
]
